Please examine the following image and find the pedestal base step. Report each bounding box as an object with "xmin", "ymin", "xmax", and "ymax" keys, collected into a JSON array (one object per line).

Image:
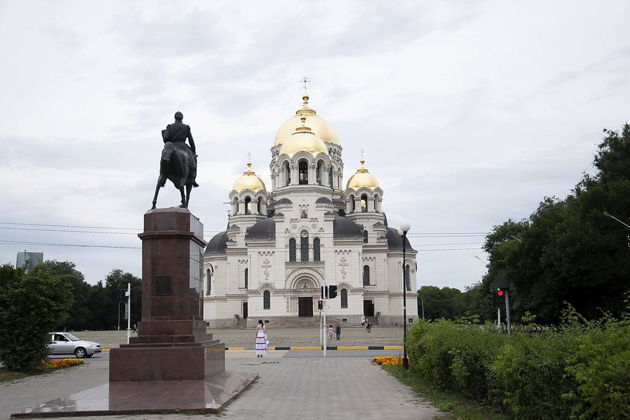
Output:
[{"xmin": 11, "ymin": 371, "xmax": 258, "ymax": 418}]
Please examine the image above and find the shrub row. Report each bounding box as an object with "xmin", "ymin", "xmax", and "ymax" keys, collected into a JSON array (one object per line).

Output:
[{"xmin": 406, "ymin": 318, "xmax": 630, "ymax": 419}]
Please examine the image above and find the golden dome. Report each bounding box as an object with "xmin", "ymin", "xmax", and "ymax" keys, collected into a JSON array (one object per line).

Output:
[
  {"xmin": 233, "ymin": 162, "xmax": 266, "ymax": 192},
  {"xmin": 347, "ymin": 160, "xmax": 380, "ymax": 190},
  {"xmin": 279, "ymin": 117, "xmax": 329, "ymax": 157},
  {"xmin": 273, "ymin": 95, "xmax": 340, "ymax": 146}
]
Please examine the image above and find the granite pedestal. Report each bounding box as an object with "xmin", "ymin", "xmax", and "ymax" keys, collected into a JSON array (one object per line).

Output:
[{"xmin": 12, "ymin": 208, "xmax": 256, "ymax": 418}]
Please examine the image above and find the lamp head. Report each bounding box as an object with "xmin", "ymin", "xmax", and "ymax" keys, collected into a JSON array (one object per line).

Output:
[{"xmin": 400, "ymin": 223, "xmax": 411, "ymax": 234}]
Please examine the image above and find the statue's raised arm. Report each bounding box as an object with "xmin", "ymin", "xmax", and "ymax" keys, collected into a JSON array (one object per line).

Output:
[{"xmin": 151, "ymin": 111, "xmax": 199, "ymax": 210}]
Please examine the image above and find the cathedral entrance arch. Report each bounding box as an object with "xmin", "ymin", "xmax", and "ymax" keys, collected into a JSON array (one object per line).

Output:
[{"xmin": 295, "ymin": 277, "xmax": 316, "ymax": 317}]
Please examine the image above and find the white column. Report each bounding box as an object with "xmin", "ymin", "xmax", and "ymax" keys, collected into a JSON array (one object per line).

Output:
[
  {"xmin": 290, "ymin": 165, "xmax": 297, "ymax": 185},
  {"xmin": 368, "ymin": 197, "xmax": 375, "ymax": 212},
  {"xmin": 238, "ymin": 200, "xmax": 245, "ymax": 214}
]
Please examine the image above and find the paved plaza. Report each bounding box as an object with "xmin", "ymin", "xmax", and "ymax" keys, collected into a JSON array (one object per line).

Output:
[
  {"xmin": 0, "ymin": 350, "xmax": 443, "ymax": 420},
  {"xmin": 75, "ymin": 326, "xmax": 407, "ymax": 349}
]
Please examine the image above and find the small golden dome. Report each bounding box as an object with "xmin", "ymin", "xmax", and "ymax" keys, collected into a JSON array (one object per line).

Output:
[
  {"xmin": 273, "ymin": 95, "xmax": 340, "ymax": 146},
  {"xmin": 233, "ymin": 162, "xmax": 266, "ymax": 192},
  {"xmin": 347, "ymin": 159, "xmax": 380, "ymax": 190},
  {"xmin": 279, "ymin": 117, "xmax": 329, "ymax": 157}
]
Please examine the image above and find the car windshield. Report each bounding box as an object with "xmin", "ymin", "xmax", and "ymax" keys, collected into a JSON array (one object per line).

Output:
[{"xmin": 64, "ymin": 333, "xmax": 80, "ymax": 341}]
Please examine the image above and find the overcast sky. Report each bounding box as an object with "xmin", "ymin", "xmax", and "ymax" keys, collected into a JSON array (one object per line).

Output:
[{"xmin": 0, "ymin": 0, "xmax": 628, "ymax": 291}]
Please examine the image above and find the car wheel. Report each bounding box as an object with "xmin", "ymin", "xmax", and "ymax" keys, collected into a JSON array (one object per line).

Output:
[{"xmin": 74, "ymin": 347, "xmax": 87, "ymax": 358}]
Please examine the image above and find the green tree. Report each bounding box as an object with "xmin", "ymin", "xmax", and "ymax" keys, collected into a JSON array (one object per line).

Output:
[
  {"xmin": 0, "ymin": 264, "xmax": 72, "ymax": 372},
  {"xmin": 483, "ymin": 124, "xmax": 630, "ymax": 323},
  {"xmin": 104, "ymin": 269, "xmax": 142, "ymax": 330}
]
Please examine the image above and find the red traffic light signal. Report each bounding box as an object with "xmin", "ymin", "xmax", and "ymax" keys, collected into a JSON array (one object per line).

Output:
[
  {"xmin": 497, "ymin": 289, "xmax": 504, "ymax": 297},
  {"xmin": 318, "ymin": 300, "xmax": 323, "ymax": 310}
]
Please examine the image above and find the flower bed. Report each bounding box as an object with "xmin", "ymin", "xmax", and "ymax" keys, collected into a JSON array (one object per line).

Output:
[
  {"xmin": 373, "ymin": 356, "xmax": 403, "ymax": 366},
  {"xmin": 40, "ymin": 358, "xmax": 85, "ymax": 369}
]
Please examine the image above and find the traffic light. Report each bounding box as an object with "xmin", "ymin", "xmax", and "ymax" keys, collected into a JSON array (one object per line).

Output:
[
  {"xmin": 318, "ymin": 300, "xmax": 323, "ymax": 310},
  {"xmin": 328, "ymin": 285, "xmax": 338, "ymax": 299},
  {"xmin": 497, "ymin": 288, "xmax": 504, "ymax": 297}
]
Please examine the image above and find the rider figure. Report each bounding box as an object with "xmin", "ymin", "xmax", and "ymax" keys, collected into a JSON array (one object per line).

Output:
[{"xmin": 162, "ymin": 111, "xmax": 199, "ymax": 187}]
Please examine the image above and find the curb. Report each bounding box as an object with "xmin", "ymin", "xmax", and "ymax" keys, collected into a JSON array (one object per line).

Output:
[{"xmin": 103, "ymin": 346, "xmax": 403, "ymax": 352}]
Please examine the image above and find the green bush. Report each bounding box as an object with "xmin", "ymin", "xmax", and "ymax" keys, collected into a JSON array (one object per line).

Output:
[
  {"xmin": 491, "ymin": 332, "xmax": 577, "ymax": 418},
  {"xmin": 0, "ymin": 264, "xmax": 72, "ymax": 372},
  {"xmin": 406, "ymin": 316, "xmax": 630, "ymax": 419},
  {"xmin": 564, "ymin": 321, "xmax": 630, "ymax": 419}
]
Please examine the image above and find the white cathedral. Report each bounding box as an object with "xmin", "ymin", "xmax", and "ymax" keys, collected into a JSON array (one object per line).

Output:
[{"xmin": 202, "ymin": 94, "xmax": 418, "ymax": 327}]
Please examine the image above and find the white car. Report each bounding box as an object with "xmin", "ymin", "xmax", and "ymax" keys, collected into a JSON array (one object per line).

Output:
[{"xmin": 48, "ymin": 332, "xmax": 102, "ymax": 358}]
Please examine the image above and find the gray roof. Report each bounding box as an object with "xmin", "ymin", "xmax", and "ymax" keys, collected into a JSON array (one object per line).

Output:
[
  {"xmin": 333, "ymin": 215, "xmax": 363, "ymax": 238},
  {"xmin": 245, "ymin": 217, "xmax": 276, "ymax": 240},
  {"xmin": 204, "ymin": 231, "xmax": 228, "ymax": 256},
  {"xmin": 386, "ymin": 227, "xmax": 415, "ymax": 251},
  {"xmin": 316, "ymin": 197, "xmax": 332, "ymax": 204},
  {"xmin": 273, "ymin": 198, "xmax": 292, "ymax": 205}
]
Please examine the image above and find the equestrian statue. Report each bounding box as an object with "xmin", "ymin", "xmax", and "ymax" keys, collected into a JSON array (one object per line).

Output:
[{"xmin": 151, "ymin": 111, "xmax": 199, "ymax": 209}]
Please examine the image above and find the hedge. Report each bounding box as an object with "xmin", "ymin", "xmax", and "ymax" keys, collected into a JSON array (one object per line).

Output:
[{"xmin": 406, "ymin": 318, "xmax": 629, "ymax": 419}]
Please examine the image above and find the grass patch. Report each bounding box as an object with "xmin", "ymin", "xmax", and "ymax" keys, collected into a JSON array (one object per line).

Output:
[
  {"xmin": 0, "ymin": 368, "xmax": 31, "ymax": 383},
  {"xmin": 382, "ymin": 365, "xmax": 508, "ymax": 420}
]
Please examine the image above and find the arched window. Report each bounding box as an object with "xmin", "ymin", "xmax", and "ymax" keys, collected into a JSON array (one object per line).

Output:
[
  {"xmin": 349, "ymin": 195, "xmax": 355, "ymax": 213},
  {"xmin": 374, "ymin": 194, "xmax": 379, "ymax": 212},
  {"xmin": 232, "ymin": 197, "xmax": 239, "ymax": 215},
  {"xmin": 300, "ymin": 231, "xmax": 309, "ymax": 262},
  {"xmin": 361, "ymin": 194, "xmax": 368, "ymax": 212},
  {"xmin": 316, "ymin": 160, "xmax": 324, "ymax": 185},
  {"xmin": 289, "ymin": 238, "xmax": 296, "ymax": 262},
  {"xmin": 283, "ymin": 161, "xmax": 291, "ymax": 186},
  {"xmin": 313, "ymin": 238, "xmax": 320, "ymax": 261},
  {"xmin": 329, "ymin": 167, "xmax": 333, "ymax": 188},
  {"xmin": 363, "ymin": 265, "xmax": 370, "ymax": 286},
  {"xmin": 245, "ymin": 196, "xmax": 252, "ymax": 214},
  {"xmin": 263, "ymin": 290, "xmax": 270, "ymax": 310},
  {"xmin": 206, "ymin": 267, "xmax": 212, "ymax": 296},
  {"xmin": 244, "ymin": 268, "xmax": 248, "ymax": 289},
  {"xmin": 363, "ymin": 230, "xmax": 368, "ymax": 243},
  {"xmin": 257, "ymin": 197, "xmax": 262, "ymax": 214},
  {"xmin": 298, "ymin": 160, "xmax": 308, "ymax": 184},
  {"xmin": 341, "ymin": 288, "xmax": 348, "ymax": 308},
  {"xmin": 405, "ymin": 264, "xmax": 411, "ymax": 291}
]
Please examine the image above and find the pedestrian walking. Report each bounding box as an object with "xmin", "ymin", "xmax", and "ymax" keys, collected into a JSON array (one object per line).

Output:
[
  {"xmin": 327, "ymin": 325, "xmax": 334, "ymax": 340},
  {"xmin": 335, "ymin": 325, "xmax": 341, "ymax": 340},
  {"xmin": 255, "ymin": 319, "xmax": 267, "ymax": 358},
  {"xmin": 366, "ymin": 321, "xmax": 372, "ymax": 333}
]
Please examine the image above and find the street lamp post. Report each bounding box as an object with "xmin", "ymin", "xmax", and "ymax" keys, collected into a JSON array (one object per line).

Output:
[{"xmin": 400, "ymin": 223, "xmax": 411, "ymax": 369}]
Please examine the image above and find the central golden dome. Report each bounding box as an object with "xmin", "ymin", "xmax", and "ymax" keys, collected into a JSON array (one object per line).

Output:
[
  {"xmin": 279, "ymin": 117, "xmax": 329, "ymax": 157},
  {"xmin": 273, "ymin": 95, "xmax": 340, "ymax": 146},
  {"xmin": 233, "ymin": 162, "xmax": 266, "ymax": 192},
  {"xmin": 347, "ymin": 160, "xmax": 380, "ymax": 190}
]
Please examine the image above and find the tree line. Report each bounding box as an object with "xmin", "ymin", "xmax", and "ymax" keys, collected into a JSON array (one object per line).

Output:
[{"xmin": 419, "ymin": 124, "xmax": 630, "ymax": 324}]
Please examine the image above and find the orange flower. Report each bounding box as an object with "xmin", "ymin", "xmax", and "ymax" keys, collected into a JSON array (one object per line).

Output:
[
  {"xmin": 372, "ymin": 356, "xmax": 403, "ymax": 365},
  {"xmin": 40, "ymin": 358, "xmax": 85, "ymax": 369}
]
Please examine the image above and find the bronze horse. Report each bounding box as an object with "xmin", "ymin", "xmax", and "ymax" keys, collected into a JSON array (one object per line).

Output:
[{"xmin": 151, "ymin": 112, "xmax": 198, "ymax": 209}]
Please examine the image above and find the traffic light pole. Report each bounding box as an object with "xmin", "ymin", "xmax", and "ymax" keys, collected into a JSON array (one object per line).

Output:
[
  {"xmin": 323, "ymin": 298, "xmax": 327, "ymax": 358},
  {"xmin": 505, "ymin": 289, "xmax": 512, "ymax": 335}
]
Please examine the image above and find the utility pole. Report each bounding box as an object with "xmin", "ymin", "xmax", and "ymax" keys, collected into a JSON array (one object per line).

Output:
[
  {"xmin": 126, "ymin": 283, "xmax": 131, "ymax": 344},
  {"xmin": 505, "ymin": 289, "xmax": 512, "ymax": 335}
]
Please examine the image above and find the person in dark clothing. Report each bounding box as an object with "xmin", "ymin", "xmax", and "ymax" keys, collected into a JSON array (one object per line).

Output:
[{"xmin": 335, "ymin": 325, "xmax": 341, "ymax": 340}]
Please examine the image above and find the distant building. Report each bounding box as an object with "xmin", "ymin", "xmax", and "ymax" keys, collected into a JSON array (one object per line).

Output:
[
  {"xmin": 203, "ymin": 94, "xmax": 418, "ymax": 327},
  {"xmin": 16, "ymin": 252, "xmax": 44, "ymax": 273}
]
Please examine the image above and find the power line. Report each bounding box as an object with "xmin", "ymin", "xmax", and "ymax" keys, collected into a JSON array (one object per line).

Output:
[
  {"xmin": 0, "ymin": 227, "xmax": 138, "ymax": 235},
  {"xmin": 0, "ymin": 240, "xmax": 141, "ymax": 250},
  {"xmin": 0, "ymin": 222, "xmax": 139, "ymax": 231}
]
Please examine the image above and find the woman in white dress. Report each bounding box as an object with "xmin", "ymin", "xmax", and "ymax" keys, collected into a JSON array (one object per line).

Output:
[{"xmin": 255, "ymin": 319, "xmax": 267, "ymax": 358}]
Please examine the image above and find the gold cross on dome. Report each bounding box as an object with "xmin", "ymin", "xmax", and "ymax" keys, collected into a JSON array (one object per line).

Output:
[
  {"xmin": 247, "ymin": 152, "xmax": 251, "ymax": 162},
  {"xmin": 301, "ymin": 76, "xmax": 310, "ymax": 94}
]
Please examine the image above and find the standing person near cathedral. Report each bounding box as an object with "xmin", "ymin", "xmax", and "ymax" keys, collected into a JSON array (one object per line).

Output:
[
  {"xmin": 335, "ymin": 324, "xmax": 341, "ymax": 340},
  {"xmin": 327, "ymin": 325, "xmax": 334, "ymax": 340},
  {"xmin": 255, "ymin": 319, "xmax": 267, "ymax": 358}
]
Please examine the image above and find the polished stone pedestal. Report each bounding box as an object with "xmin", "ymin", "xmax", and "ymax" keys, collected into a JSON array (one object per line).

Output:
[
  {"xmin": 11, "ymin": 371, "xmax": 258, "ymax": 418},
  {"xmin": 11, "ymin": 209, "xmax": 256, "ymax": 418},
  {"xmin": 110, "ymin": 208, "xmax": 225, "ymax": 381}
]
